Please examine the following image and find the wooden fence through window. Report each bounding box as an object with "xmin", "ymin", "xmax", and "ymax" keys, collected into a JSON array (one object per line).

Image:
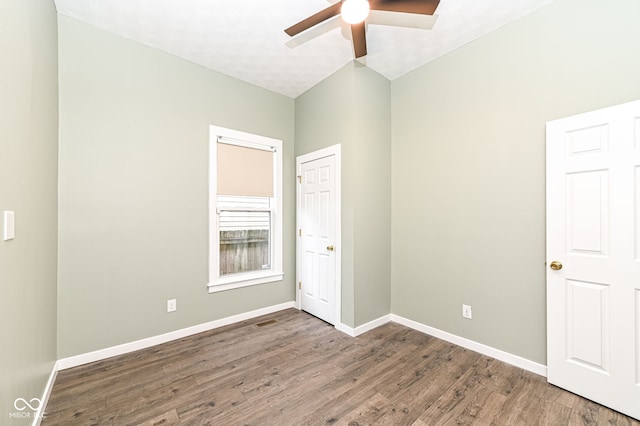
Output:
[{"xmin": 219, "ymin": 230, "xmax": 269, "ymax": 275}]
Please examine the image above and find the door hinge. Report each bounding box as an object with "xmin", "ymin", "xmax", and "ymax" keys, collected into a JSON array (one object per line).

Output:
[
  {"xmin": 299, "ymin": 229, "xmax": 302, "ymax": 237},
  {"xmin": 297, "ymin": 175, "xmax": 302, "ymax": 183},
  {"xmin": 298, "ymin": 281, "xmax": 302, "ymax": 290}
]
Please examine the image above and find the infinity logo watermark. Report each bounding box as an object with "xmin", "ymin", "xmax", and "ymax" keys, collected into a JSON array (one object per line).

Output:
[
  {"xmin": 14, "ymin": 398, "xmax": 41, "ymax": 411},
  {"xmin": 9, "ymin": 398, "xmax": 42, "ymax": 419}
]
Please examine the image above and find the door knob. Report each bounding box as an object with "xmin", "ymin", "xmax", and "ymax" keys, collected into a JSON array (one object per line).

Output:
[
  {"xmin": 326, "ymin": 245, "xmax": 334, "ymax": 251},
  {"xmin": 549, "ymin": 261, "xmax": 563, "ymax": 271}
]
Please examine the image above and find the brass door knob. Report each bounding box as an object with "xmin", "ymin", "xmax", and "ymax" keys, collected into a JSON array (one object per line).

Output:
[
  {"xmin": 326, "ymin": 245, "xmax": 334, "ymax": 251},
  {"xmin": 549, "ymin": 261, "xmax": 563, "ymax": 271}
]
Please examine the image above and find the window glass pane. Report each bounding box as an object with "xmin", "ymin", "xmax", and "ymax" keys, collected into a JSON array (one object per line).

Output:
[{"xmin": 218, "ymin": 196, "xmax": 271, "ymax": 276}]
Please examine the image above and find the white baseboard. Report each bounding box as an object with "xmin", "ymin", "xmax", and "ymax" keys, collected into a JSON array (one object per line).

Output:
[
  {"xmin": 391, "ymin": 314, "xmax": 547, "ymax": 377},
  {"xmin": 335, "ymin": 314, "xmax": 392, "ymax": 337},
  {"xmin": 33, "ymin": 360, "xmax": 59, "ymax": 426},
  {"xmin": 57, "ymin": 301, "xmax": 295, "ymax": 370}
]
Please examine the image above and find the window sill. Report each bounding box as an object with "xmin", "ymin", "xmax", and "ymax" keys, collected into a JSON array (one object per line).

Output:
[{"xmin": 208, "ymin": 271, "xmax": 284, "ymax": 293}]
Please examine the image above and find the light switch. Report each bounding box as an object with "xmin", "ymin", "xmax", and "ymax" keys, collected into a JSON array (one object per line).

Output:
[{"xmin": 4, "ymin": 211, "xmax": 15, "ymax": 241}]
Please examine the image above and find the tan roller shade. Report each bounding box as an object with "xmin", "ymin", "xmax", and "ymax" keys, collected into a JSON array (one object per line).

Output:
[{"xmin": 217, "ymin": 142, "xmax": 274, "ymax": 197}]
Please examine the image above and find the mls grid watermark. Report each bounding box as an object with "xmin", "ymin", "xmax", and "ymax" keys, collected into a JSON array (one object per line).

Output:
[{"xmin": 9, "ymin": 397, "xmax": 43, "ymax": 420}]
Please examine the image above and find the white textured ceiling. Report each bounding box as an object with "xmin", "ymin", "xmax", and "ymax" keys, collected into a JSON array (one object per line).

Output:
[{"xmin": 54, "ymin": 0, "xmax": 555, "ymax": 98}]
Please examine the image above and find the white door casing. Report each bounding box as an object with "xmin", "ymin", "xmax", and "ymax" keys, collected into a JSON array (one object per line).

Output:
[
  {"xmin": 296, "ymin": 145, "xmax": 341, "ymax": 325},
  {"xmin": 546, "ymin": 99, "xmax": 640, "ymax": 420}
]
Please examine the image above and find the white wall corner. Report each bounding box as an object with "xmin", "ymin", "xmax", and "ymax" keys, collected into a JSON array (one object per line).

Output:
[
  {"xmin": 390, "ymin": 314, "xmax": 547, "ymax": 377},
  {"xmin": 335, "ymin": 314, "xmax": 392, "ymax": 337},
  {"xmin": 354, "ymin": 315, "xmax": 392, "ymax": 336},
  {"xmin": 335, "ymin": 322, "xmax": 356, "ymax": 337}
]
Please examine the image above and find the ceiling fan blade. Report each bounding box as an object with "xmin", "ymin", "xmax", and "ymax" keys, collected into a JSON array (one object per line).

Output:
[
  {"xmin": 369, "ymin": 0, "xmax": 440, "ymax": 15},
  {"xmin": 351, "ymin": 22, "xmax": 367, "ymax": 58},
  {"xmin": 285, "ymin": 2, "xmax": 342, "ymax": 36}
]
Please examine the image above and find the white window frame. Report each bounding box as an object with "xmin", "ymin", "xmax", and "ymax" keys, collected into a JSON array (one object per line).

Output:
[{"xmin": 209, "ymin": 125, "xmax": 283, "ymax": 293}]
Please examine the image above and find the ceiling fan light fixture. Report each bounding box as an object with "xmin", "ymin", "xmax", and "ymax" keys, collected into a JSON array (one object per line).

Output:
[{"xmin": 341, "ymin": 0, "xmax": 370, "ymax": 24}]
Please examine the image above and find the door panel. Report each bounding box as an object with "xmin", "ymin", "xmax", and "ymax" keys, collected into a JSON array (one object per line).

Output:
[
  {"xmin": 547, "ymin": 99, "xmax": 640, "ymax": 420},
  {"xmin": 318, "ymin": 253, "xmax": 330, "ymax": 302},
  {"xmin": 565, "ymin": 170, "xmax": 609, "ymax": 255},
  {"xmin": 565, "ymin": 279, "xmax": 610, "ymax": 373},
  {"xmin": 565, "ymin": 124, "xmax": 609, "ymax": 156}
]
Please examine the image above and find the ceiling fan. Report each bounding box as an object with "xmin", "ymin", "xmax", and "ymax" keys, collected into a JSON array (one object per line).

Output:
[{"xmin": 284, "ymin": 0, "xmax": 440, "ymax": 58}]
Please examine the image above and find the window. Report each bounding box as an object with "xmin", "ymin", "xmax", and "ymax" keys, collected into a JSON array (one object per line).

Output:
[{"xmin": 209, "ymin": 126, "xmax": 283, "ymax": 292}]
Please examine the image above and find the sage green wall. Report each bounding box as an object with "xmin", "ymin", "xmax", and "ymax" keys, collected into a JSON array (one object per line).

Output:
[
  {"xmin": 391, "ymin": 0, "xmax": 640, "ymax": 364},
  {"xmin": 295, "ymin": 63, "xmax": 391, "ymax": 328},
  {"xmin": 352, "ymin": 66, "xmax": 392, "ymax": 326},
  {"xmin": 57, "ymin": 16, "xmax": 295, "ymax": 358},
  {"xmin": 0, "ymin": 0, "xmax": 58, "ymax": 422}
]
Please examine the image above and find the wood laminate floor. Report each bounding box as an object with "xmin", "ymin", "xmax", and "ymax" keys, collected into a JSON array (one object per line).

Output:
[{"xmin": 42, "ymin": 309, "xmax": 639, "ymax": 425}]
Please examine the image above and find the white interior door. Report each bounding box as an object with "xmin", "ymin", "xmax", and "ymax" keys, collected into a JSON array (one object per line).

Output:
[
  {"xmin": 297, "ymin": 147, "xmax": 340, "ymax": 325},
  {"xmin": 546, "ymin": 99, "xmax": 640, "ymax": 420}
]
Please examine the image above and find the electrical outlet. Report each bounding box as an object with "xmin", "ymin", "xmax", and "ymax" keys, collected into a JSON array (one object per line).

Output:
[
  {"xmin": 462, "ymin": 304, "xmax": 472, "ymax": 319},
  {"xmin": 167, "ymin": 299, "xmax": 177, "ymax": 313}
]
